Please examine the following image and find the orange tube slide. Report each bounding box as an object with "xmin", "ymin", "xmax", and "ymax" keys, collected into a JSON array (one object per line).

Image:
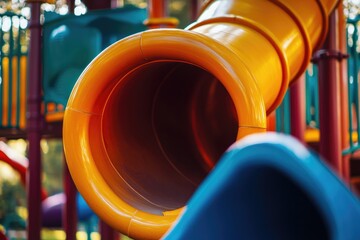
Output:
[{"xmin": 63, "ymin": 0, "xmax": 339, "ymax": 239}]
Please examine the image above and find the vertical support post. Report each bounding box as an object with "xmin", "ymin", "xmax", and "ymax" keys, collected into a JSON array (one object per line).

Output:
[
  {"xmin": 290, "ymin": 74, "xmax": 306, "ymax": 143},
  {"xmin": 145, "ymin": 0, "xmax": 178, "ymax": 28},
  {"xmin": 315, "ymin": 9, "xmax": 346, "ymax": 174},
  {"xmin": 26, "ymin": 1, "xmax": 43, "ymax": 239},
  {"xmin": 111, "ymin": 0, "xmax": 118, "ymax": 8},
  {"xmin": 63, "ymin": 157, "xmax": 77, "ymax": 240},
  {"xmin": 68, "ymin": 0, "xmax": 75, "ymax": 13},
  {"xmin": 266, "ymin": 112, "xmax": 276, "ymax": 131},
  {"xmin": 99, "ymin": 220, "xmax": 118, "ymax": 239},
  {"xmin": 100, "ymin": 221, "xmax": 119, "ymax": 240},
  {"xmin": 337, "ymin": 4, "xmax": 350, "ymax": 183},
  {"xmin": 190, "ymin": 0, "xmax": 201, "ymax": 21},
  {"xmin": 148, "ymin": 0, "xmax": 167, "ymax": 22},
  {"xmin": 83, "ymin": 0, "xmax": 111, "ymax": 10},
  {"xmin": 64, "ymin": 2, "xmax": 77, "ymax": 239}
]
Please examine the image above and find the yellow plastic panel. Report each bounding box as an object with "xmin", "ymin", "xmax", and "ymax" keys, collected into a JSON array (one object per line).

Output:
[{"xmin": 20, "ymin": 56, "xmax": 27, "ymax": 129}]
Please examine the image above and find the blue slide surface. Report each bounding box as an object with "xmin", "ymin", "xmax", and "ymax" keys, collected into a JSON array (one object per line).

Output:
[{"xmin": 165, "ymin": 133, "xmax": 360, "ymax": 240}]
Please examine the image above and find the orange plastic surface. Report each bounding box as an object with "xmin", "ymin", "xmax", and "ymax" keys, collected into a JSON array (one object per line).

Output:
[
  {"xmin": 64, "ymin": 29, "xmax": 266, "ymax": 239},
  {"xmin": 63, "ymin": 0, "xmax": 339, "ymax": 239}
]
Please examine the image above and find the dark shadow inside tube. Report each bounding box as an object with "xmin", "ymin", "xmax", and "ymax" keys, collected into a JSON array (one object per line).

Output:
[{"xmin": 102, "ymin": 61, "xmax": 238, "ymax": 214}]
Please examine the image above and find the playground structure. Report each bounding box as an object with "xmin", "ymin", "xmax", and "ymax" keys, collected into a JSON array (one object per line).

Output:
[
  {"xmin": 63, "ymin": 0, "xmax": 359, "ymax": 239},
  {"xmin": 0, "ymin": 1, "xmax": 149, "ymax": 239},
  {"xmin": 0, "ymin": 0, "xmax": 360, "ymax": 239}
]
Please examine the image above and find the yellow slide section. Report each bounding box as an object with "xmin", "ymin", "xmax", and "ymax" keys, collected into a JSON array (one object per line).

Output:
[
  {"xmin": 63, "ymin": 0, "xmax": 339, "ymax": 239},
  {"xmin": 1, "ymin": 56, "xmax": 27, "ymax": 129}
]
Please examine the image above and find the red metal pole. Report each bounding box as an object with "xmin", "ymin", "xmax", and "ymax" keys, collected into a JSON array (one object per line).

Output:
[
  {"xmin": 290, "ymin": 74, "xmax": 306, "ymax": 143},
  {"xmin": 111, "ymin": 0, "xmax": 118, "ymax": 8},
  {"xmin": 83, "ymin": 0, "xmax": 111, "ymax": 10},
  {"xmin": 26, "ymin": 1, "xmax": 43, "ymax": 239},
  {"xmin": 63, "ymin": 2, "xmax": 78, "ymax": 239},
  {"xmin": 315, "ymin": 9, "xmax": 346, "ymax": 174},
  {"xmin": 100, "ymin": 221, "xmax": 119, "ymax": 240},
  {"xmin": 266, "ymin": 112, "xmax": 276, "ymax": 132},
  {"xmin": 148, "ymin": 0, "xmax": 167, "ymax": 21},
  {"xmin": 63, "ymin": 158, "xmax": 77, "ymax": 240},
  {"xmin": 145, "ymin": 0, "xmax": 178, "ymax": 28},
  {"xmin": 190, "ymin": 0, "xmax": 201, "ymax": 21},
  {"xmin": 337, "ymin": 4, "xmax": 351, "ymax": 183},
  {"xmin": 68, "ymin": 0, "xmax": 75, "ymax": 13}
]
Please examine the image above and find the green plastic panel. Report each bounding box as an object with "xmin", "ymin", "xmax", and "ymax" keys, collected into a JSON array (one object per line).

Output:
[
  {"xmin": 42, "ymin": 6, "xmax": 147, "ymax": 108},
  {"xmin": 305, "ymin": 64, "xmax": 319, "ymax": 128},
  {"xmin": 275, "ymin": 91, "xmax": 291, "ymax": 134}
]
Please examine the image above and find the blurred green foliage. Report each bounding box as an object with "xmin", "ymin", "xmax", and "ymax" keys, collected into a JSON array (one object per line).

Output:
[
  {"xmin": 0, "ymin": 180, "xmax": 26, "ymax": 229},
  {"xmin": 0, "ymin": 139, "xmax": 64, "ymax": 231},
  {"xmin": 169, "ymin": 0, "xmax": 192, "ymax": 28},
  {"xmin": 42, "ymin": 139, "xmax": 64, "ymax": 196}
]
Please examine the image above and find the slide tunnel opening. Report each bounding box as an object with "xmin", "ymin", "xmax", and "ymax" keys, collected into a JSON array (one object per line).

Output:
[{"xmin": 101, "ymin": 61, "xmax": 238, "ymax": 215}]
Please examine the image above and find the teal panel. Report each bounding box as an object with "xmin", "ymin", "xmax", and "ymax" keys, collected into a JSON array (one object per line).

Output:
[
  {"xmin": 305, "ymin": 64, "xmax": 319, "ymax": 128},
  {"xmin": 42, "ymin": 5, "xmax": 147, "ymax": 107},
  {"xmin": 43, "ymin": 24, "xmax": 102, "ymax": 106},
  {"xmin": 276, "ymin": 64, "xmax": 319, "ymax": 134},
  {"xmin": 275, "ymin": 91, "xmax": 291, "ymax": 134}
]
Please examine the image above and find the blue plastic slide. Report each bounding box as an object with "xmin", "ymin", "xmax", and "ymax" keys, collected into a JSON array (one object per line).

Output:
[{"xmin": 164, "ymin": 133, "xmax": 360, "ymax": 240}]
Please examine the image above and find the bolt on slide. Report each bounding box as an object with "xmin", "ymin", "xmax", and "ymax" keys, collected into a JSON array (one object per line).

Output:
[{"xmin": 63, "ymin": 0, "xmax": 340, "ymax": 239}]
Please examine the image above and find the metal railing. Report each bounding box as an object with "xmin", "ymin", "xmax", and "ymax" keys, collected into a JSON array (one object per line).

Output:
[
  {"xmin": 276, "ymin": 16, "xmax": 360, "ymax": 157},
  {"xmin": 0, "ymin": 12, "xmax": 28, "ymax": 129}
]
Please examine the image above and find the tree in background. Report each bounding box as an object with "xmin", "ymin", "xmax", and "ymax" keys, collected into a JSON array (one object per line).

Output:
[
  {"xmin": 41, "ymin": 139, "xmax": 64, "ymax": 196},
  {"xmin": 0, "ymin": 162, "xmax": 26, "ymax": 230},
  {"xmin": 344, "ymin": 0, "xmax": 360, "ymax": 19},
  {"xmin": 0, "ymin": 139, "xmax": 64, "ymax": 231}
]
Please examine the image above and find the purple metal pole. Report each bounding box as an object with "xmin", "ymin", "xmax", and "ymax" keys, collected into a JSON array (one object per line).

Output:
[
  {"xmin": 99, "ymin": 221, "xmax": 119, "ymax": 240},
  {"xmin": 314, "ymin": 9, "xmax": 346, "ymax": 174},
  {"xmin": 83, "ymin": 0, "xmax": 112, "ymax": 10},
  {"xmin": 111, "ymin": 0, "xmax": 118, "ymax": 8},
  {"xmin": 63, "ymin": 157, "xmax": 77, "ymax": 240},
  {"xmin": 190, "ymin": 0, "xmax": 201, "ymax": 21},
  {"xmin": 63, "ymin": 2, "xmax": 77, "ymax": 239},
  {"xmin": 290, "ymin": 74, "xmax": 306, "ymax": 143},
  {"xmin": 337, "ymin": 4, "xmax": 351, "ymax": 183},
  {"xmin": 67, "ymin": 0, "xmax": 75, "ymax": 13},
  {"xmin": 26, "ymin": 1, "xmax": 43, "ymax": 239}
]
